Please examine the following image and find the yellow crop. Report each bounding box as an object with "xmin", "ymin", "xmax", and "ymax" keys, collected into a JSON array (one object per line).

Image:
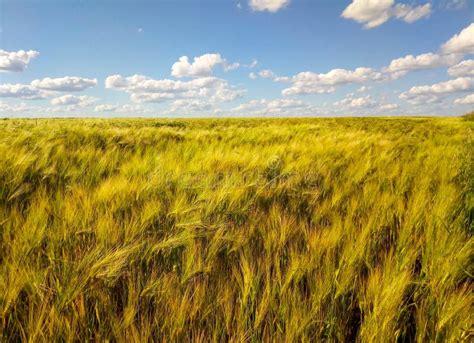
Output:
[{"xmin": 0, "ymin": 117, "xmax": 472, "ymax": 341}]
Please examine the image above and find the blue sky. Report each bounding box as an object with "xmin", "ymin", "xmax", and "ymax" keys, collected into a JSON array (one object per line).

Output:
[{"xmin": 0, "ymin": 0, "xmax": 473, "ymax": 117}]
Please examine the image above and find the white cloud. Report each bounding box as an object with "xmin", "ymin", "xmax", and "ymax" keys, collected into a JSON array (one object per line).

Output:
[
  {"xmin": 137, "ymin": 28, "xmax": 144, "ymax": 33},
  {"xmin": 0, "ymin": 100, "xmax": 98, "ymax": 117},
  {"xmin": 333, "ymin": 95, "xmax": 403, "ymax": 115},
  {"xmin": 399, "ymin": 93, "xmax": 441, "ymax": 105},
  {"xmin": 0, "ymin": 101, "xmax": 35, "ymax": 114},
  {"xmin": 105, "ymin": 74, "xmax": 244, "ymax": 103},
  {"xmin": 211, "ymin": 85, "xmax": 245, "ymax": 102},
  {"xmin": 259, "ymin": 69, "xmax": 275, "ymax": 78},
  {"xmin": 0, "ymin": 100, "xmax": 154, "ymax": 118},
  {"xmin": 50, "ymin": 95, "xmax": 97, "ymax": 107},
  {"xmin": 248, "ymin": 69, "xmax": 286, "ymax": 81},
  {"xmin": 168, "ymin": 99, "xmax": 213, "ymax": 114},
  {"xmin": 129, "ymin": 93, "xmax": 174, "ymax": 103},
  {"xmin": 281, "ymin": 67, "xmax": 383, "ymax": 96},
  {"xmin": 249, "ymin": 0, "xmax": 290, "ymax": 13},
  {"xmin": 385, "ymin": 53, "xmax": 462, "ymax": 78},
  {"xmin": 392, "ymin": 3, "xmax": 431, "ymax": 23},
  {"xmin": 94, "ymin": 103, "xmax": 152, "ymax": 115},
  {"xmin": 31, "ymin": 77, "xmax": 97, "ymax": 92},
  {"xmin": 105, "ymin": 74, "xmax": 130, "ymax": 89},
  {"xmin": 379, "ymin": 103, "xmax": 399, "ymax": 111},
  {"xmin": 445, "ymin": 0, "xmax": 467, "ymax": 10},
  {"xmin": 247, "ymin": 59, "xmax": 258, "ymax": 68},
  {"xmin": 274, "ymin": 76, "xmax": 290, "ymax": 82},
  {"xmin": 400, "ymin": 77, "xmax": 474, "ymax": 104},
  {"xmin": 341, "ymin": 0, "xmax": 393, "ymax": 28},
  {"xmin": 341, "ymin": 0, "xmax": 431, "ymax": 29},
  {"xmin": 224, "ymin": 62, "xmax": 240, "ymax": 71},
  {"xmin": 171, "ymin": 54, "xmax": 224, "ymax": 78},
  {"xmin": 229, "ymin": 98, "xmax": 315, "ymax": 116},
  {"xmin": 448, "ymin": 59, "xmax": 474, "ymax": 77},
  {"xmin": 442, "ymin": 23, "xmax": 474, "ymax": 54},
  {"xmin": 357, "ymin": 86, "xmax": 370, "ymax": 92},
  {"xmin": 334, "ymin": 95, "xmax": 377, "ymax": 109},
  {"xmin": 454, "ymin": 93, "xmax": 474, "ymax": 105},
  {"xmin": 107, "ymin": 74, "xmax": 219, "ymax": 93},
  {"xmin": 266, "ymin": 98, "xmax": 308, "ymax": 109},
  {"xmin": 171, "ymin": 53, "xmax": 239, "ymax": 78},
  {"xmin": 1, "ymin": 76, "xmax": 97, "ymax": 101},
  {"xmin": 0, "ymin": 83, "xmax": 47, "ymax": 100},
  {"xmin": 94, "ymin": 104, "xmax": 118, "ymax": 112},
  {"xmin": 404, "ymin": 77, "xmax": 474, "ymax": 95},
  {"xmin": 0, "ymin": 50, "xmax": 39, "ymax": 72}
]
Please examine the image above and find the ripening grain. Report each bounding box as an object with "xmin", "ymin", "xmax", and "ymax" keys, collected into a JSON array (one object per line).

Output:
[{"xmin": 0, "ymin": 117, "xmax": 472, "ymax": 341}]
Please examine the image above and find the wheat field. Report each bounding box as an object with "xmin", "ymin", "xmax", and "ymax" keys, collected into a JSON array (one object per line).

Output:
[{"xmin": 0, "ymin": 117, "xmax": 472, "ymax": 341}]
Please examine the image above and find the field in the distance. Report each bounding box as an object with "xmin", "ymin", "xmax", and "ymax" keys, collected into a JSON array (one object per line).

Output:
[{"xmin": 1, "ymin": 117, "xmax": 473, "ymax": 341}]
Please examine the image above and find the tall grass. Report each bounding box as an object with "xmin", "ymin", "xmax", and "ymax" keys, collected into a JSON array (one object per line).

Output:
[{"xmin": 0, "ymin": 117, "xmax": 472, "ymax": 341}]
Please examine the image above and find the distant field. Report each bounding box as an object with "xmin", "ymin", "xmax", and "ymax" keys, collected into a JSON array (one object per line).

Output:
[{"xmin": 0, "ymin": 117, "xmax": 472, "ymax": 341}]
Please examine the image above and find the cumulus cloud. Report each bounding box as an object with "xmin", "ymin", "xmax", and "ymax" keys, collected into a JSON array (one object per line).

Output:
[
  {"xmin": 404, "ymin": 77, "xmax": 474, "ymax": 95},
  {"xmin": 341, "ymin": 0, "xmax": 393, "ymax": 28},
  {"xmin": 248, "ymin": 69, "xmax": 287, "ymax": 81},
  {"xmin": 94, "ymin": 103, "xmax": 152, "ymax": 115},
  {"xmin": 211, "ymin": 86, "xmax": 245, "ymax": 102},
  {"xmin": 172, "ymin": 54, "xmax": 223, "ymax": 78},
  {"xmin": 448, "ymin": 60, "xmax": 474, "ymax": 77},
  {"xmin": 224, "ymin": 62, "xmax": 240, "ymax": 71},
  {"xmin": 333, "ymin": 94, "xmax": 403, "ymax": 114},
  {"xmin": 1, "ymin": 76, "xmax": 97, "ymax": 101},
  {"xmin": 0, "ymin": 83, "xmax": 47, "ymax": 100},
  {"xmin": 0, "ymin": 101, "xmax": 36, "ymax": 114},
  {"xmin": 381, "ymin": 25, "xmax": 474, "ymax": 80},
  {"xmin": 400, "ymin": 77, "xmax": 474, "ymax": 104},
  {"xmin": 357, "ymin": 86, "xmax": 370, "ymax": 93},
  {"xmin": 281, "ymin": 67, "xmax": 383, "ymax": 96},
  {"xmin": 385, "ymin": 53, "xmax": 462, "ymax": 78},
  {"xmin": 399, "ymin": 93, "xmax": 441, "ymax": 105},
  {"xmin": 94, "ymin": 104, "xmax": 118, "ymax": 112},
  {"xmin": 107, "ymin": 74, "xmax": 220, "ymax": 94},
  {"xmin": 105, "ymin": 74, "xmax": 244, "ymax": 103},
  {"xmin": 168, "ymin": 99, "xmax": 213, "ymax": 114},
  {"xmin": 229, "ymin": 98, "xmax": 315, "ymax": 116},
  {"xmin": 442, "ymin": 23, "xmax": 474, "ymax": 54},
  {"xmin": 50, "ymin": 95, "xmax": 97, "ymax": 107},
  {"xmin": 341, "ymin": 0, "xmax": 431, "ymax": 29},
  {"xmin": 274, "ymin": 76, "xmax": 290, "ymax": 82},
  {"xmin": 454, "ymin": 93, "xmax": 474, "ymax": 105},
  {"xmin": 171, "ymin": 53, "xmax": 239, "ymax": 78},
  {"xmin": 392, "ymin": 3, "xmax": 431, "ymax": 23},
  {"xmin": 0, "ymin": 50, "xmax": 39, "ymax": 72},
  {"xmin": 31, "ymin": 77, "xmax": 97, "ymax": 92},
  {"xmin": 334, "ymin": 95, "xmax": 377, "ymax": 109},
  {"xmin": 265, "ymin": 98, "xmax": 308, "ymax": 110},
  {"xmin": 259, "ymin": 69, "xmax": 275, "ymax": 78},
  {"xmin": 0, "ymin": 100, "xmax": 95, "ymax": 117},
  {"xmin": 129, "ymin": 93, "xmax": 174, "ymax": 103},
  {"xmin": 249, "ymin": 0, "xmax": 290, "ymax": 13},
  {"xmin": 379, "ymin": 103, "xmax": 399, "ymax": 111}
]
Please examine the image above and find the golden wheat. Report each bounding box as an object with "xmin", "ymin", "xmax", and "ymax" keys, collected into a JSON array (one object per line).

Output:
[{"xmin": 0, "ymin": 117, "xmax": 472, "ymax": 341}]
